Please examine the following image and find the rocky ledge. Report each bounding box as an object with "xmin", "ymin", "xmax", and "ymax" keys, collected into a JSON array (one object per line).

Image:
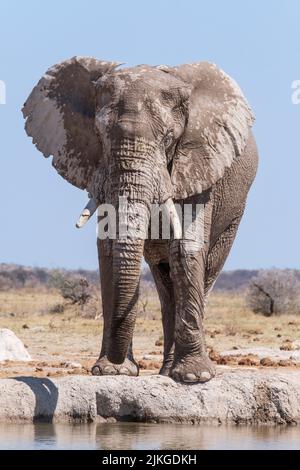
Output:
[{"xmin": 0, "ymin": 369, "xmax": 300, "ymax": 425}]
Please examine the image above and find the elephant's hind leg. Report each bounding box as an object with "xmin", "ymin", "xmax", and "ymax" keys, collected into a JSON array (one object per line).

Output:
[
  {"xmin": 204, "ymin": 212, "xmax": 244, "ymax": 299},
  {"xmin": 91, "ymin": 240, "xmax": 139, "ymax": 377},
  {"xmin": 150, "ymin": 262, "xmax": 175, "ymax": 376}
]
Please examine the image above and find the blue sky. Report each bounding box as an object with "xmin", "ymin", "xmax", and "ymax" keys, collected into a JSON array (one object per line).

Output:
[{"xmin": 0, "ymin": 0, "xmax": 299, "ymax": 270}]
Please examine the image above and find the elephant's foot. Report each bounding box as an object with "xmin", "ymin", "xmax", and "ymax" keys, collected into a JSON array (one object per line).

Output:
[
  {"xmin": 170, "ymin": 354, "xmax": 216, "ymax": 383},
  {"xmin": 91, "ymin": 356, "xmax": 139, "ymax": 377},
  {"xmin": 159, "ymin": 356, "xmax": 174, "ymax": 377}
]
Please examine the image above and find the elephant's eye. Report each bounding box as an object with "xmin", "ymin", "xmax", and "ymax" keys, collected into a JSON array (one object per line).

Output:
[{"xmin": 163, "ymin": 131, "xmax": 173, "ymax": 148}]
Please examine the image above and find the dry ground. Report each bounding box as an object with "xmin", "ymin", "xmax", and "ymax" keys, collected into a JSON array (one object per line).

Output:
[{"xmin": 0, "ymin": 288, "xmax": 300, "ymax": 378}]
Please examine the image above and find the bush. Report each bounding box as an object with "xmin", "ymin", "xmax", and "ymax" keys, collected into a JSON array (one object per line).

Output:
[
  {"xmin": 49, "ymin": 303, "xmax": 65, "ymax": 314},
  {"xmin": 246, "ymin": 269, "xmax": 300, "ymax": 316},
  {"xmin": 49, "ymin": 270, "xmax": 91, "ymax": 305},
  {"xmin": 80, "ymin": 290, "xmax": 102, "ymax": 319}
]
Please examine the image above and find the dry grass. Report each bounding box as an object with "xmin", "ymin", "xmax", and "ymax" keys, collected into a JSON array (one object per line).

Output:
[
  {"xmin": 205, "ymin": 292, "xmax": 300, "ymax": 350},
  {"xmin": 0, "ymin": 288, "xmax": 299, "ymax": 378}
]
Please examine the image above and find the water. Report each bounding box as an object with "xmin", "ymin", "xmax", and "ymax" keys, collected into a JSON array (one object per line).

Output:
[{"xmin": 0, "ymin": 423, "xmax": 299, "ymax": 450}]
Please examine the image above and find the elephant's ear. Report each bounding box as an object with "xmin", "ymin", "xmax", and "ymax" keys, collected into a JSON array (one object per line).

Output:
[
  {"xmin": 22, "ymin": 56, "xmax": 120, "ymax": 192},
  {"xmin": 163, "ymin": 62, "xmax": 255, "ymax": 199}
]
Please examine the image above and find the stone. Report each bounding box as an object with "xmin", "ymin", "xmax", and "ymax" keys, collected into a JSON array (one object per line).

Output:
[
  {"xmin": 237, "ymin": 354, "xmax": 260, "ymax": 366},
  {"xmin": 0, "ymin": 329, "xmax": 31, "ymax": 362},
  {"xmin": 260, "ymin": 357, "xmax": 277, "ymax": 367},
  {"xmin": 63, "ymin": 361, "xmax": 82, "ymax": 369},
  {"xmin": 0, "ymin": 370, "xmax": 300, "ymax": 424},
  {"xmin": 220, "ymin": 347, "xmax": 300, "ymax": 363},
  {"xmin": 280, "ymin": 340, "xmax": 294, "ymax": 351},
  {"xmin": 290, "ymin": 351, "xmax": 300, "ymax": 361},
  {"xmin": 278, "ymin": 359, "xmax": 293, "ymax": 367}
]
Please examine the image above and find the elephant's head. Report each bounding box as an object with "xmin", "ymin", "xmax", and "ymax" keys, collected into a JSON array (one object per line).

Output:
[{"xmin": 22, "ymin": 57, "xmax": 254, "ymax": 362}]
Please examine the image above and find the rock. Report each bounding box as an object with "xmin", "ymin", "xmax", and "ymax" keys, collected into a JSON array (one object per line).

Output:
[
  {"xmin": 0, "ymin": 370, "xmax": 300, "ymax": 424},
  {"xmin": 237, "ymin": 355, "xmax": 260, "ymax": 366},
  {"xmin": 63, "ymin": 361, "xmax": 82, "ymax": 369},
  {"xmin": 278, "ymin": 359, "xmax": 294, "ymax": 367},
  {"xmin": 218, "ymin": 356, "xmax": 239, "ymax": 365},
  {"xmin": 260, "ymin": 357, "xmax": 277, "ymax": 367},
  {"xmin": 290, "ymin": 351, "xmax": 300, "ymax": 361},
  {"xmin": 0, "ymin": 329, "xmax": 31, "ymax": 362},
  {"xmin": 209, "ymin": 349, "xmax": 221, "ymax": 362},
  {"xmin": 220, "ymin": 347, "xmax": 300, "ymax": 363},
  {"xmin": 138, "ymin": 360, "xmax": 148, "ymax": 369},
  {"xmin": 280, "ymin": 340, "xmax": 294, "ymax": 351}
]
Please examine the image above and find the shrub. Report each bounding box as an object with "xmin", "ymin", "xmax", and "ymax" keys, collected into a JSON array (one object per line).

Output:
[
  {"xmin": 49, "ymin": 270, "xmax": 91, "ymax": 305},
  {"xmin": 246, "ymin": 269, "xmax": 300, "ymax": 316},
  {"xmin": 80, "ymin": 290, "xmax": 102, "ymax": 319},
  {"xmin": 49, "ymin": 303, "xmax": 65, "ymax": 314}
]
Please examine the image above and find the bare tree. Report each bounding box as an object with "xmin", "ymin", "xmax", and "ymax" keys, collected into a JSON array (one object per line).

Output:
[
  {"xmin": 246, "ymin": 269, "xmax": 300, "ymax": 316},
  {"xmin": 138, "ymin": 293, "xmax": 149, "ymax": 316},
  {"xmin": 138, "ymin": 281, "xmax": 156, "ymax": 318}
]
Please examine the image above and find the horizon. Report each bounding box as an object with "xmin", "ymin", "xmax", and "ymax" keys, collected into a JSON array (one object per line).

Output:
[{"xmin": 0, "ymin": 261, "xmax": 293, "ymax": 274}]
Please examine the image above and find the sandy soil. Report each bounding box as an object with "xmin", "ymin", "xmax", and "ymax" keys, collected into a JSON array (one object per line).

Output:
[{"xmin": 0, "ymin": 288, "xmax": 300, "ymax": 378}]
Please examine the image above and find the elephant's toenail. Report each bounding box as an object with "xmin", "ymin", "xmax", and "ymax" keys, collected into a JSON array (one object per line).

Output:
[
  {"xmin": 200, "ymin": 371, "xmax": 211, "ymax": 381},
  {"xmin": 119, "ymin": 367, "xmax": 129, "ymax": 375},
  {"xmin": 91, "ymin": 366, "xmax": 100, "ymax": 376},
  {"xmin": 102, "ymin": 366, "xmax": 116, "ymax": 375},
  {"xmin": 185, "ymin": 373, "xmax": 197, "ymax": 382}
]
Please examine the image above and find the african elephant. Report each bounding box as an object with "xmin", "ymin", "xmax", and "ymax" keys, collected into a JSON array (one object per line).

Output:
[{"xmin": 22, "ymin": 57, "xmax": 258, "ymax": 383}]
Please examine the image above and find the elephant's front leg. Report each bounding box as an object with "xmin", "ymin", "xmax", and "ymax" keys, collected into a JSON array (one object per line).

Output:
[
  {"xmin": 169, "ymin": 241, "xmax": 216, "ymax": 383},
  {"xmin": 91, "ymin": 239, "xmax": 139, "ymax": 377}
]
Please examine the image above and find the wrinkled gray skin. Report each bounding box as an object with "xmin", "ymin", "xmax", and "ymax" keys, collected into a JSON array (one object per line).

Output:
[{"xmin": 22, "ymin": 57, "xmax": 258, "ymax": 383}]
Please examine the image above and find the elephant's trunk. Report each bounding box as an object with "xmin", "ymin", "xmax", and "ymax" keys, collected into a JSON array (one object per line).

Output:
[
  {"xmin": 108, "ymin": 237, "xmax": 144, "ymax": 363},
  {"xmin": 106, "ymin": 141, "xmax": 154, "ymax": 363}
]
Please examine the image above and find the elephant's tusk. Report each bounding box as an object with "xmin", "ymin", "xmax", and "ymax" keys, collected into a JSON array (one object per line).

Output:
[
  {"xmin": 164, "ymin": 198, "xmax": 182, "ymax": 239},
  {"xmin": 76, "ymin": 198, "xmax": 98, "ymax": 228}
]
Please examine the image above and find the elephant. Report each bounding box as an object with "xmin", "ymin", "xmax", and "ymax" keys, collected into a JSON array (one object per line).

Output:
[{"xmin": 22, "ymin": 56, "xmax": 258, "ymax": 383}]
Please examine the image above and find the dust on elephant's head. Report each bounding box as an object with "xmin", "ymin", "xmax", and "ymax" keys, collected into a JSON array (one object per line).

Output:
[{"xmin": 22, "ymin": 57, "xmax": 254, "ymax": 207}]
